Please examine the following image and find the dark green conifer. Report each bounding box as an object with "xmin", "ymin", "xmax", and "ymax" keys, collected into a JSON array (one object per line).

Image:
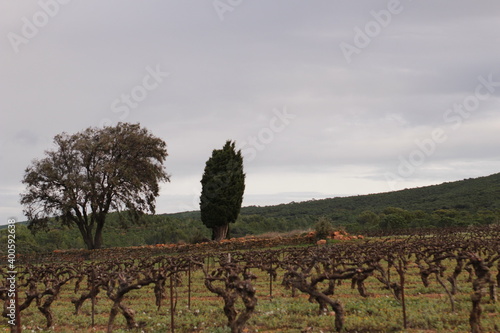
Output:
[{"xmin": 200, "ymin": 140, "xmax": 245, "ymax": 241}]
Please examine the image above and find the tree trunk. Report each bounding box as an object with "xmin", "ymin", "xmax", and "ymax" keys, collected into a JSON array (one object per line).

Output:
[
  {"xmin": 93, "ymin": 225, "xmax": 104, "ymax": 250},
  {"xmin": 75, "ymin": 221, "xmax": 94, "ymax": 250},
  {"xmin": 82, "ymin": 235, "xmax": 94, "ymax": 250},
  {"xmin": 80, "ymin": 221, "xmax": 104, "ymax": 250},
  {"xmin": 212, "ymin": 224, "xmax": 229, "ymax": 241}
]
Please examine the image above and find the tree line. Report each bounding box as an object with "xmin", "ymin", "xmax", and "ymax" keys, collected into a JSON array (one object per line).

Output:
[
  {"xmin": 18, "ymin": 123, "xmax": 245, "ymax": 250},
  {"xmin": 3, "ymin": 205, "xmax": 500, "ymax": 254}
]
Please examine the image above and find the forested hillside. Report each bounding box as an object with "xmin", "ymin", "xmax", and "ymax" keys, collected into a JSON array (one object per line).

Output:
[
  {"xmin": 3, "ymin": 172, "xmax": 500, "ymax": 253},
  {"xmin": 172, "ymin": 172, "xmax": 500, "ymax": 233},
  {"xmin": 243, "ymin": 172, "xmax": 500, "ymax": 216}
]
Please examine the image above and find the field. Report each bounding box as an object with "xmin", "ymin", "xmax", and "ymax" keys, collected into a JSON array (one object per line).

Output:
[{"xmin": 1, "ymin": 226, "xmax": 499, "ymax": 333}]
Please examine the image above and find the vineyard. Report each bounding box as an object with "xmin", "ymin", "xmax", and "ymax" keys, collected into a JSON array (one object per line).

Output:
[{"xmin": 1, "ymin": 226, "xmax": 499, "ymax": 333}]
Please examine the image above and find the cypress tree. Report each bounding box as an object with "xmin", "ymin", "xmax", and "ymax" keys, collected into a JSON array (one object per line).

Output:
[{"xmin": 200, "ymin": 140, "xmax": 245, "ymax": 241}]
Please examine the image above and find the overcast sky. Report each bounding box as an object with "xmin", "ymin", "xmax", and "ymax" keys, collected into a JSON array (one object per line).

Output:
[{"xmin": 1, "ymin": 1, "xmax": 500, "ymax": 224}]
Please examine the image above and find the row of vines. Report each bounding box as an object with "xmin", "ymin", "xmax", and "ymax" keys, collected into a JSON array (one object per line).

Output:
[{"xmin": 1, "ymin": 225, "xmax": 499, "ymax": 332}]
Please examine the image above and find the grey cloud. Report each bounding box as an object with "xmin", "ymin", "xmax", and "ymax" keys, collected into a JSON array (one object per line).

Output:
[{"xmin": 2, "ymin": 1, "xmax": 500, "ymax": 222}]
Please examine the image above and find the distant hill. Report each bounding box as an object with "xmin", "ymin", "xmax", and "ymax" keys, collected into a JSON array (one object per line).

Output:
[{"xmin": 170, "ymin": 172, "xmax": 500, "ymax": 222}]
